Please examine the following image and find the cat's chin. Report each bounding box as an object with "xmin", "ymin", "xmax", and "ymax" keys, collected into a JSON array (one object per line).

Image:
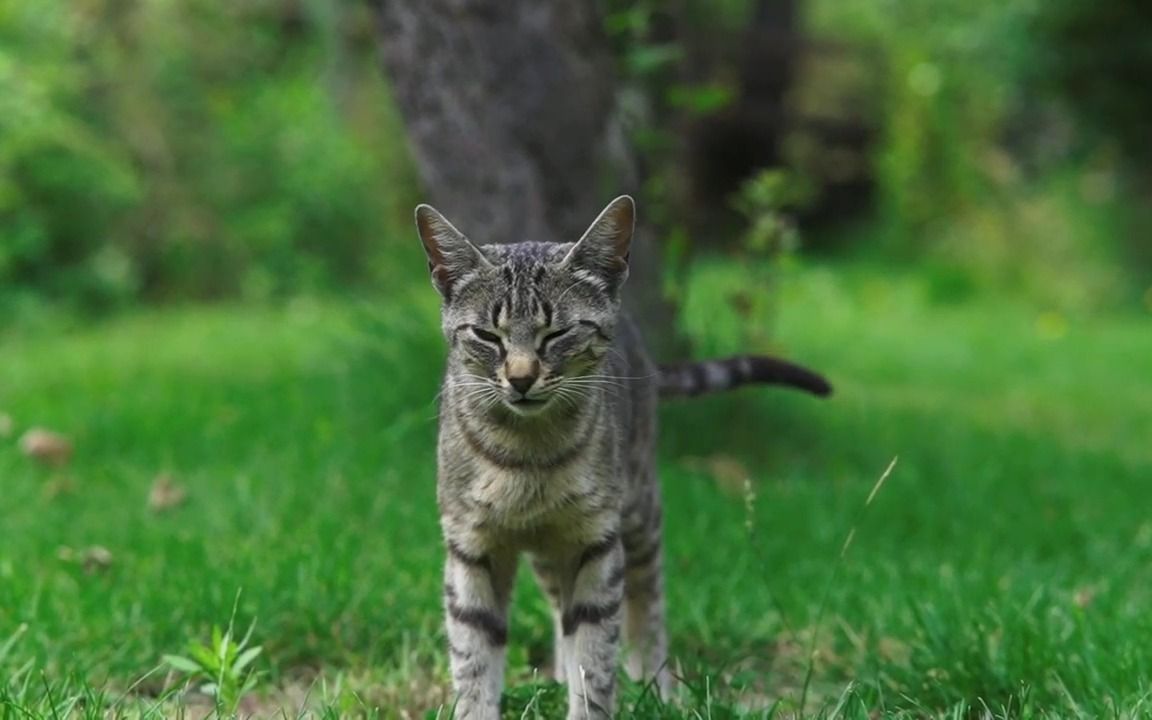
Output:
[{"xmin": 502, "ymin": 397, "xmax": 551, "ymax": 416}]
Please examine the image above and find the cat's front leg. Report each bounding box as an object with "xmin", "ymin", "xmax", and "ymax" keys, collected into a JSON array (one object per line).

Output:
[
  {"xmin": 562, "ymin": 529, "xmax": 625, "ymax": 719},
  {"xmin": 443, "ymin": 536, "xmax": 516, "ymax": 720}
]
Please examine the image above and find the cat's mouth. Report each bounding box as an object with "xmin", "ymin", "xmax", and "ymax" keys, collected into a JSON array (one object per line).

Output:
[{"xmin": 505, "ymin": 396, "xmax": 549, "ymax": 414}]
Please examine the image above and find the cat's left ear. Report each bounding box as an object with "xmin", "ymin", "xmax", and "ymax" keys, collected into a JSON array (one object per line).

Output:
[
  {"xmin": 415, "ymin": 204, "xmax": 492, "ymax": 301},
  {"xmin": 562, "ymin": 195, "xmax": 634, "ymax": 290}
]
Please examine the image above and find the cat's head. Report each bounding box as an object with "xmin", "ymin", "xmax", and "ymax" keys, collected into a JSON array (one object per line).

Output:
[{"xmin": 415, "ymin": 196, "xmax": 634, "ymax": 416}]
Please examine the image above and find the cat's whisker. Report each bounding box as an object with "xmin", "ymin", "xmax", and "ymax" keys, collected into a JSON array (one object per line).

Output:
[
  {"xmin": 455, "ymin": 373, "xmax": 494, "ymax": 382},
  {"xmin": 605, "ymin": 346, "xmax": 629, "ymax": 365},
  {"xmin": 561, "ymin": 378, "xmax": 628, "ymax": 388},
  {"xmin": 579, "ymin": 372, "xmax": 659, "ymax": 381},
  {"xmin": 555, "ymin": 387, "xmax": 597, "ymax": 407},
  {"xmin": 447, "ymin": 377, "xmax": 499, "ymax": 387},
  {"xmin": 559, "ymin": 379, "xmax": 627, "ymax": 394},
  {"xmin": 554, "ymin": 383, "xmax": 589, "ymax": 399},
  {"xmin": 484, "ymin": 392, "xmax": 510, "ymax": 414},
  {"xmin": 551, "ymin": 389, "xmax": 581, "ymax": 412},
  {"xmin": 456, "ymin": 388, "xmax": 502, "ymax": 408},
  {"xmin": 555, "ymin": 278, "xmax": 585, "ymax": 306}
]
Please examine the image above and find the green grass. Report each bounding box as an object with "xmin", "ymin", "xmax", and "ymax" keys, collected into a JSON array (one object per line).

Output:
[{"xmin": 2, "ymin": 264, "xmax": 1151, "ymax": 718}]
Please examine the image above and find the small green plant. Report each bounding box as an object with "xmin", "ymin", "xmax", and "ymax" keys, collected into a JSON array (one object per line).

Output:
[
  {"xmin": 163, "ymin": 622, "xmax": 264, "ymax": 713},
  {"xmin": 733, "ymin": 168, "xmax": 812, "ymax": 254},
  {"xmin": 731, "ymin": 168, "xmax": 811, "ymax": 348}
]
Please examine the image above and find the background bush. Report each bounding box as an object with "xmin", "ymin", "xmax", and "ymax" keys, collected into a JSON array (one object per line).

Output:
[
  {"xmin": 0, "ymin": 0, "xmax": 1148, "ymax": 325},
  {"xmin": 806, "ymin": 0, "xmax": 1147, "ymax": 311},
  {"xmin": 0, "ymin": 0, "xmax": 416, "ymax": 318}
]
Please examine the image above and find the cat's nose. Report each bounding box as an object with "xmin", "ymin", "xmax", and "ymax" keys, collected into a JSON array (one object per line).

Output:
[
  {"xmin": 505, "ymin": 354, "xmax": 539, "ymax": 396},
  {"xmin": 508, "ymin": 375, "xmax": 536, "ymax": 396}
]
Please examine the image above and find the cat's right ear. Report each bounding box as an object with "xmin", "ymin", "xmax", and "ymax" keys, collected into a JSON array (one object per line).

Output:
[{"xmin": 415, "ymin": 204, "xmax": 491, "ymax": 300}]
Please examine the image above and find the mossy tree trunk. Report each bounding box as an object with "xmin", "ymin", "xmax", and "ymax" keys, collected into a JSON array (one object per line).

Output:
[{"xmin": 370, "ymin": 0, "xmax": 680, "ymax": 356}]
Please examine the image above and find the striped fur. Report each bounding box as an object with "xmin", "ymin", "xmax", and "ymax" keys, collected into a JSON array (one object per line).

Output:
[
  {"xmin": 415, "ymin": 196, "xmax": 829, "ymax": 719},
  {"xmin": 659, "ymin": 355, "xmax": 832, "ymax": 398}
]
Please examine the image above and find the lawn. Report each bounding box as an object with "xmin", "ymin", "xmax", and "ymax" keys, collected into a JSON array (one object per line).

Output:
[{"xmin": 2, "ymin": 263, "xmax": 1151, "ymax": 718}]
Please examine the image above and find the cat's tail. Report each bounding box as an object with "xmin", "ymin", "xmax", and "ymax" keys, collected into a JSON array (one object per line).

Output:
[{"xmin": 657, "ymin": 355, "xmax": 833, "ymax": 399}]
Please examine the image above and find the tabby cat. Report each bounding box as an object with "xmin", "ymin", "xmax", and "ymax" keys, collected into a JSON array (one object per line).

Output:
[{"xmin": 416, "ymin": 196, "xmax": 830, "ymax": 719}]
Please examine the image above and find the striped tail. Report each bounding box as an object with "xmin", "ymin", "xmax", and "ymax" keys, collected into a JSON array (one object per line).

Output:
[{"xmin": 658, "ymin": 355, "xmax": 833, "ymax": 399}]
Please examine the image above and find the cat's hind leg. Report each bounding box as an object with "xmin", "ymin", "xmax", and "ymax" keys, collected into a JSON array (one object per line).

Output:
[
  {"xmin": 531, "ymin": 554, "xmax": 570, "ymax": 683},
  {"xmin": 621, "ymin": 482, "xmax": 673, "ymax": 698}
]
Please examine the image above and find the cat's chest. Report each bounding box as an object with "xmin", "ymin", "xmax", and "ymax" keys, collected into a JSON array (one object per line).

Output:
[
  {"xmin": 439, "ymin": 408, "xmax": 616, "ymax": 527},
  {"xmin": 467, "ymin": 462, "xmax": 598, "ymax": 527}
]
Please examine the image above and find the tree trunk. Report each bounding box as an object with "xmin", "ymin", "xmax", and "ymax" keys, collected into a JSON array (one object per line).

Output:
[{"xmin": 370, "ymin": 0, "xmax": 680, "ymax": 356}]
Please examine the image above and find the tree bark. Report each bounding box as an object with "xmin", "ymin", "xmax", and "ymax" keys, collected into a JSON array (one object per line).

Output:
[{"xmin": 370, "ymin": 0, "xmax": 679, "ymax": 355}]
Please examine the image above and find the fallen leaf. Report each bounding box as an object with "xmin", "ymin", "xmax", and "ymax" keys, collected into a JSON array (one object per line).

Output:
[
  {"xmin": 1074, "ymin": 586, "xmax": 1096, "ymax": 609},
  {"xmin": 43, "ymin": 475, "xmax": 74, "ymax": 499},
  {"xmin": 149, "ymin": 473, "xmax": 188, "ymax": 512},
  {"xmin": 57, "ymin": 545, "xmax": 114, "ymax": 574},
  {"xmin": 20, "ymin": 428, "xmax": 73, "ymax": 467},
  {"xmin": 695, "ymin": 453, "xmax": 751, "ymax": 493},
  {"xmin": 683, "ymin": 454, "xmax": 752, "ymax": 496}
]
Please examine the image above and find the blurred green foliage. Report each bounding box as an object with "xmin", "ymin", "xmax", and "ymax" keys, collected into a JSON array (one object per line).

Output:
[
  {"xmin": 1, "ymin": 0, "xmax": 1148, "ymax": 325},
  {"xmin": 807, "ymin": 0, "xmax": 1148, "ymax": 311},
  {"xmin": 0, "ymin": 0, "xmax": 417, "ymax": 318},
  {"xmin": 605, "ymin": 0, "xmax": 1149, "ymax": 321}
]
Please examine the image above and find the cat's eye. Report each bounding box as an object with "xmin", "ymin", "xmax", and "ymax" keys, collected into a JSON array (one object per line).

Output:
[
  {"xmin": 538, "ymin": 327, "xmax": 571, "ymax": 351},
  {"xmin": 471, "ymin": 327, "xmax": 503, "ymax": 344}
]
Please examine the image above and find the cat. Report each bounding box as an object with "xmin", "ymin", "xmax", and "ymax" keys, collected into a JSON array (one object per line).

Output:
[{"xmin": 416, "ymin": 195, "xmax": 830, "ymax": 719}]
